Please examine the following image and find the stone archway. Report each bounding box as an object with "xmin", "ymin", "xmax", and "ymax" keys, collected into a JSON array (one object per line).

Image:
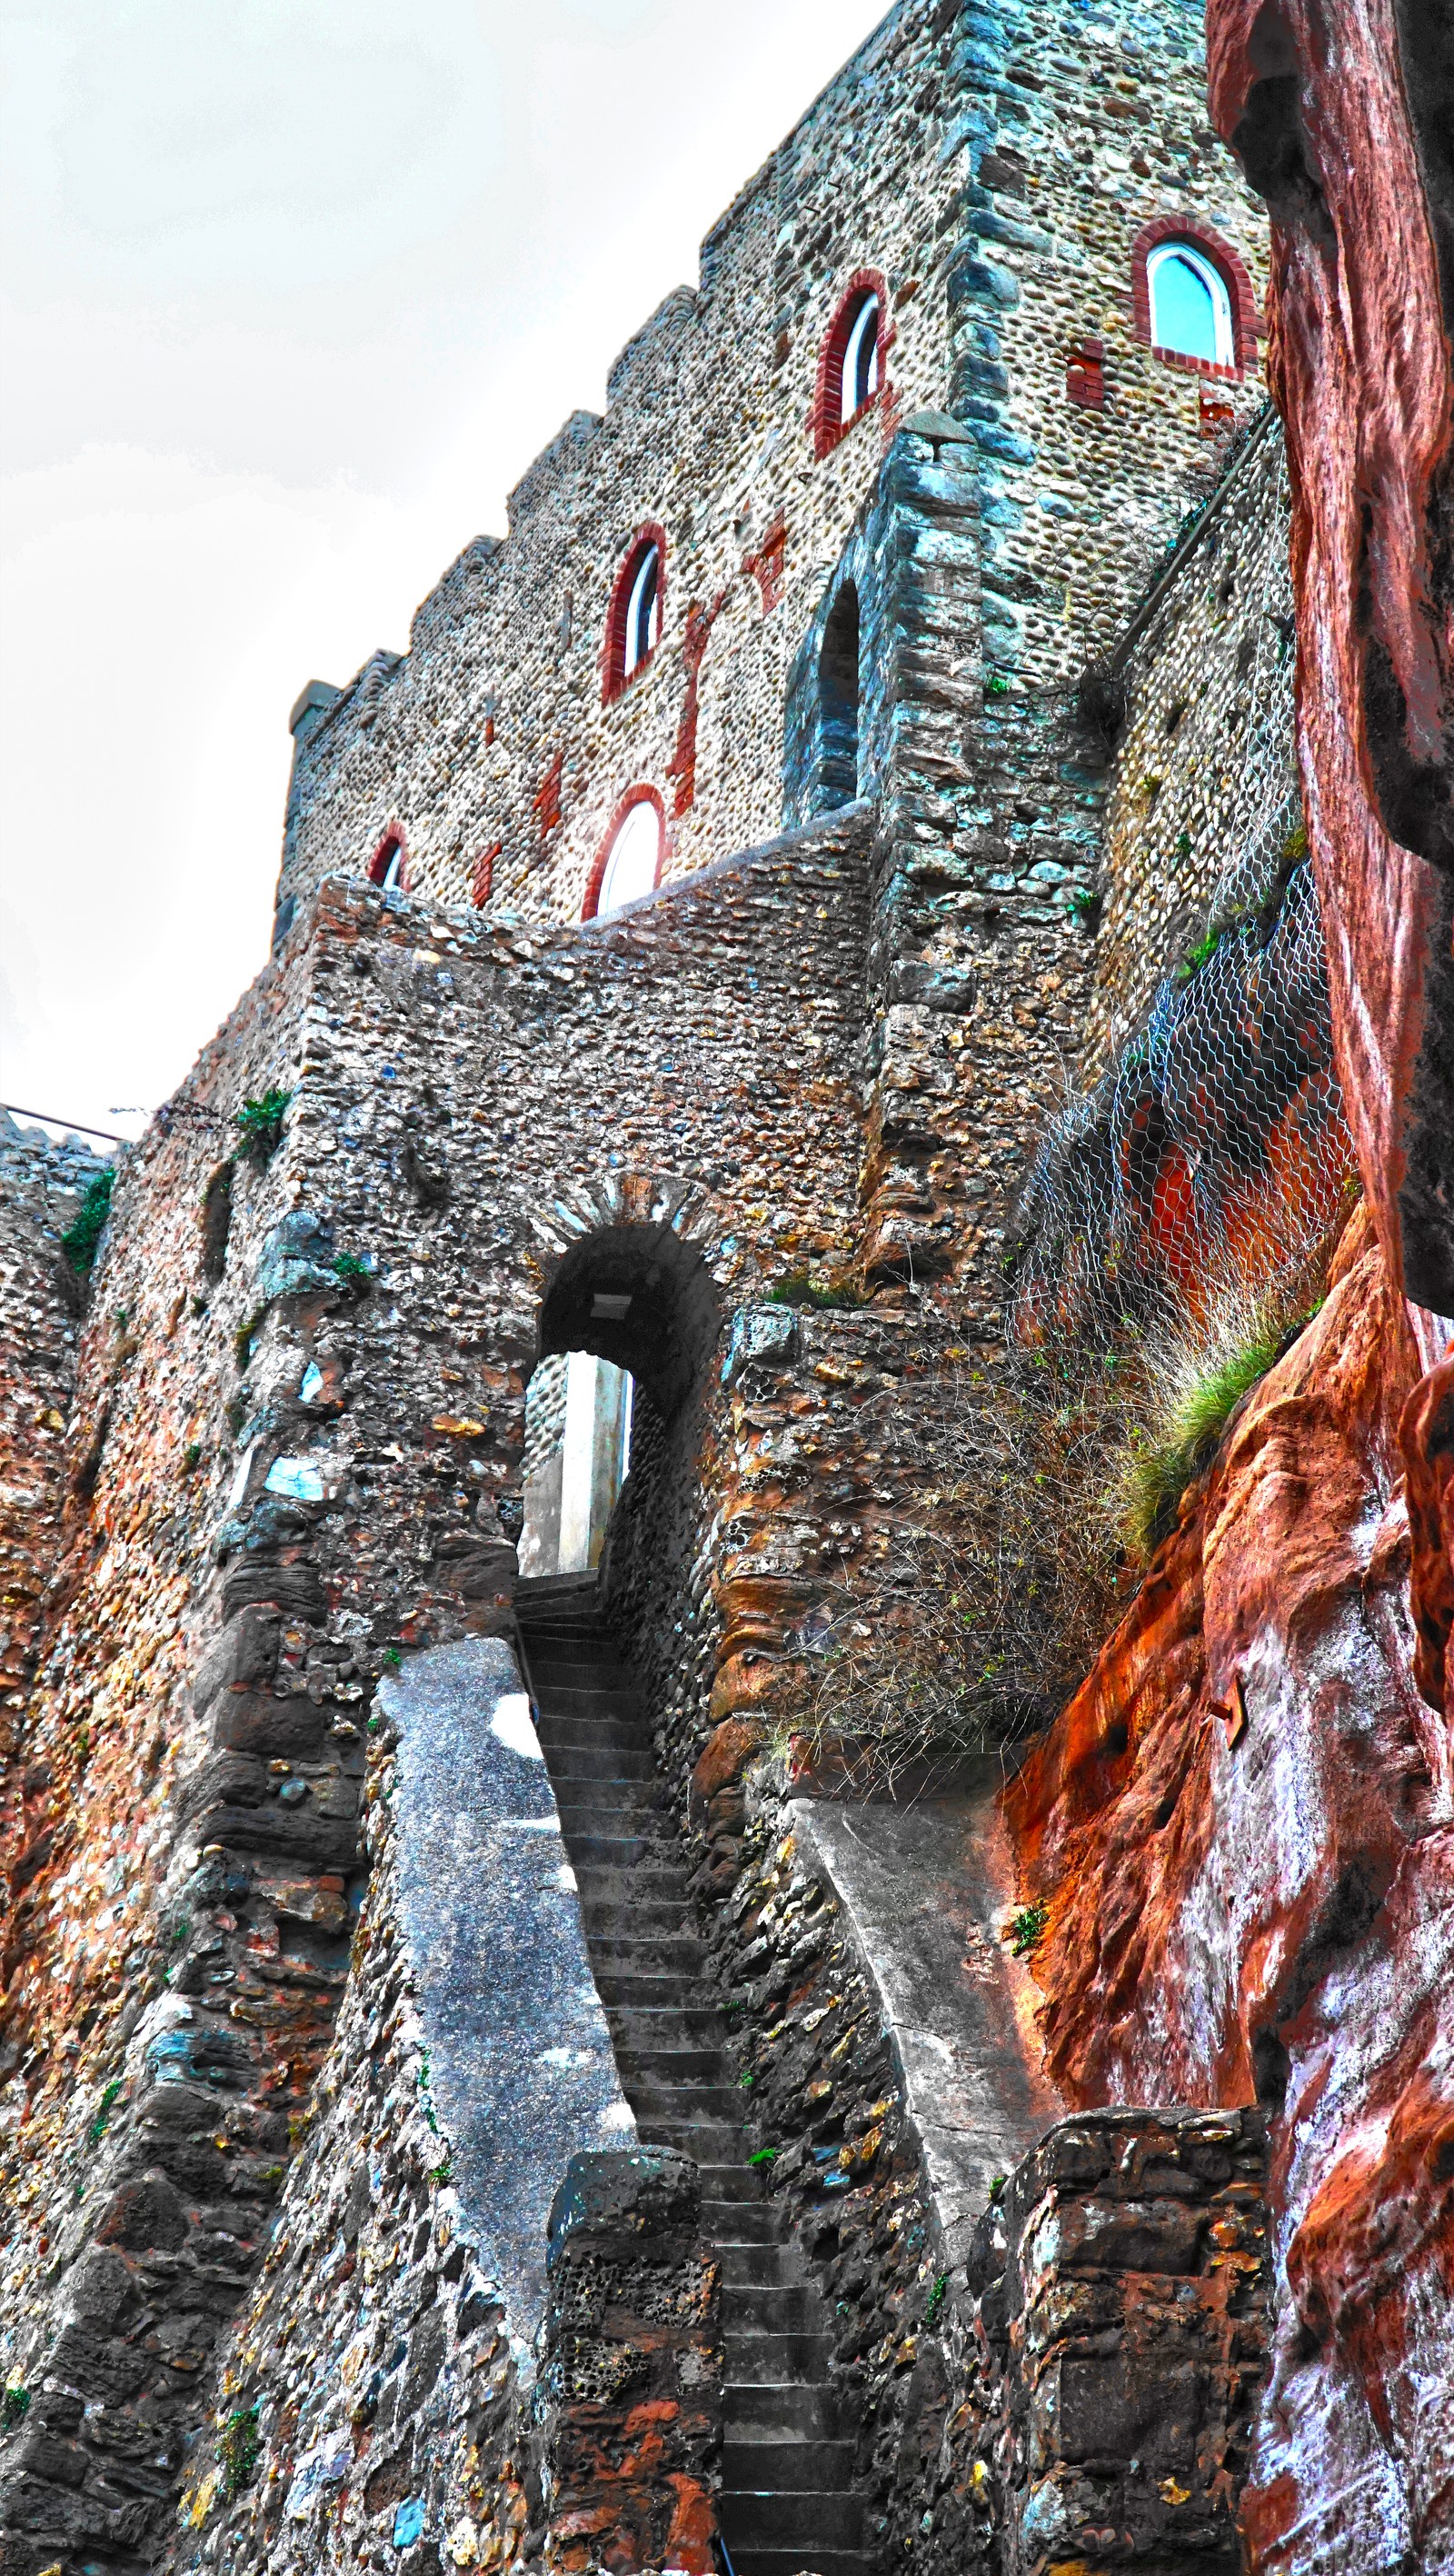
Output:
[{"xmin": 519, "ymin": 1168, "xmax": 745, "ymax": 1577}]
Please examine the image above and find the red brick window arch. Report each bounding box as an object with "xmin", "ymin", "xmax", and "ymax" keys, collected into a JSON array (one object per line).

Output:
[
  {"xmin": 602, "ymin": 524, "xmax": 666, "ymax": 704},
  {"xmin": 1131, "ymin": 217, "xmax": 1259, "ymax": 380},
  {"xmin": 583, "ymin": 786, "xmax": 664, "ymax": 921},
  {"xmin": 366, "ymin": 825, "xmax": 409, "ymax": 892},
  {"xmin": 812, "ymin": 270, "xmax": 890, "ymax": 458}
]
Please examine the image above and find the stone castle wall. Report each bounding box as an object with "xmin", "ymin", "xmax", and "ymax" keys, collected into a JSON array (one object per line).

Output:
[
  {"xmin": 276, "ymin": 0, "xmax": 1270, "ymax": 939},
  {"xmin": 0, "ymin": 4, "xmax": 1357, "ymax": 2571},
  {"xmin": 1083, "ymin": 404, "xmax": 1295, "ymax": 1070},
  {"xmin": 0, "ymin": 1116, "xmax": 105, "ymax": 1910}
]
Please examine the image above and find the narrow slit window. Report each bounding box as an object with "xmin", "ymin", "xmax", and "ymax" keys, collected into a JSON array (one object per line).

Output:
[
  {"xmin": 622, "ymin": 544, "xmax": 661, "ymax": 677},
  {"xmin": 817, "ymin": 583, "xmax": 861, "ymax": 812},
  {"xmin": 841, "ymin": 293, "xmax": 881, "ymax": 421}
]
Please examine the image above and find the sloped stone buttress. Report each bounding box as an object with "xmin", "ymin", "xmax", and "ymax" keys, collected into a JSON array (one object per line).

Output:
[{"xmin": 515, "ymin": 1575, "xmax": 870, "ymax": 2576}]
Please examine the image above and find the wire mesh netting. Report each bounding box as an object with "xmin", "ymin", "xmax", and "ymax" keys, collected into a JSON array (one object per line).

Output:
[{"xmin": 1013, "ymin": 432, "xmax": 1358, "ymax": 1342}]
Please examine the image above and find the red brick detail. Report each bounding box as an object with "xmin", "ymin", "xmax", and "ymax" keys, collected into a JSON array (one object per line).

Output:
[
  {"xmin": 666, "ymin": 592, "xmax": 729, "ymax": 817},
  {"xmin": 1067, "ymin": 335, "xmax": 1107, "ymax": 408},
  {"xmin": 533, "ymin": 754, "xmax": 563, "ymax": 846},
  {"xmin": 742, "ymin": 515, "xmax": 787, "ymax": 614},
  {"xmin": 470, "ymin": 843, "xmax": 501, "ymax": 908},
  {"xmin": 812, "ymin": 270, "xmax": 893, "ymax": 459},
  {"xmin": 601, "ymin": 522, "xmax": 668, "ymax": 706},
  {"xmin": 1130, "ymin": 215, "xmax": 1260, "ymax": 377},
  {"xmin": 366, "ymin": 824, "xmax": 409, "ymax": 890},
  {"xmin": 1200, "ymin": 384, "xmax": 1239, "ymax": 436},
  {"xmin": 582, "ymin": 784, "xmax": 666, "ymax": 921}
]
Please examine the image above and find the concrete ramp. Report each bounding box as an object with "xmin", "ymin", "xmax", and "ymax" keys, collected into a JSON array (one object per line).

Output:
[
  {"xmin": 789, "ymin": 1767, "xmax": 1064, "ymax": 2267},
  {"xmin": 380, "ymin": 1636, "xmax": 633, "ymax": 2339}
]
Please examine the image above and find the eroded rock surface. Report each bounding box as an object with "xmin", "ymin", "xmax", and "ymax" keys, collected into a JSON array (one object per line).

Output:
[{"xmin": 1006, "ymin": 1208, "xmax": 1453, "ymax": 2570}]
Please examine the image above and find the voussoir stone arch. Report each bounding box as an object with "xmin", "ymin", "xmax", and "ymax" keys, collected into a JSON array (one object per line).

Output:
[{"xmin": 529, "ymin": 1166, "xmax": 754, "ymax": 1415}]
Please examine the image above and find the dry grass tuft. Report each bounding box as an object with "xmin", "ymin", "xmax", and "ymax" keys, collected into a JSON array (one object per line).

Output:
[{"xmin": 792, "ymin": 1343, "xmax": 1132, "ymax": 1790}]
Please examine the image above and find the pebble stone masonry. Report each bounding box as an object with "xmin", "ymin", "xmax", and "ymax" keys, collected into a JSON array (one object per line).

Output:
[{"xmin": 0, "ymin": 2, "xmax": 1301, "ymax": 2571}]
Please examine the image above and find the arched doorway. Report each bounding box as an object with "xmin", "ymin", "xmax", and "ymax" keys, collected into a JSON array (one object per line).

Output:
[{"xmin": 517, "ymin": 1216, "xmax": 722, "ymax": 1580}]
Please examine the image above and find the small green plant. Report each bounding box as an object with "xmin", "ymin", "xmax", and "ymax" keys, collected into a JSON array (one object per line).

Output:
[
  {"xmin": 1176, "ymin": 927, "xmax": 1222, "ymax": 983},
  {"xmin": 3, "ymin": 2381, "xmax": 31, "ymax": 2430},
  {"xmin": 235, "ymin": 1089, "xmax": 292, "ymax": 1168},
  {"xmin": 765, "ymin": 1269, "xmax": 869, "ymax": 1311},
  {"xmin": 924, "ymin": 2271, "xmax": 949, "ymax": 2328},
  {"xmin": 1005, "ymin": 1899, "xmax": 1049, "ymax": 1958},
  {"xmin": 738, "ymin": 2070, "xmax": 755, "ymax": 2089},
  {"xmin": 382, "ymin": 1647, "xmax": 403, "ymax": 1672},
  {"xmin": 182, "ymin": 1442, "xmax": 203, "ymax": 1474},
  {"xmin": 984, "ymin": 670, "xmax": 1011, "ymax": 696},
  {"xmin": 87, "ymin": 2077, "xmax": 124, "ymax": 2149},
  {"xmin": 61, "ymin": 1168, "xmax": 115, "ymax": 1280},
  {"xmin": 417, "ymin": 2054, "xmax": 439, "ymax": 2133},
  {"xmin": 1117, "ymin": 1324, "xmax": 1284, "ymax": 1561},
  {"xmin": 332, "ymin": 1251, "xmax": 370, "ymax": 1294},
  {"xmin": 218, "ymin": 2400, "xmax": 262, "ymax": 2500},
  {"xmin": 1175, "ymin": 829, "xmax": 1192, "ymax": 862},
  {"xmin": 988, "ymin": 2175, "xmax": 1006, "ymax": 2204},
  {"xmin": 1281, "ymin": 819, "xmax": 1309, "ymax": 862},
  {"xmin": 749, "ymin": 2147, "xmax": 777, "ymax": 2168}
]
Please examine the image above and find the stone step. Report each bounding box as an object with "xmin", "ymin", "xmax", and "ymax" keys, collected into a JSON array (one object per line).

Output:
[
  {"xmin": 722, "ymin": 2439, "xmax": 859, "ymax": 2495},
  {"xmin": 561, "ymin": 1831, "xmax": 681, "ymax": 1870},
  {"xmin": 721, "ymin": 2382, "xmax": 840, "ymax": 2441},
  {"xmin": 702, "ymin": 2201, "xmax": 784, "ymax": 2244},
  {"xmin": 527, "ymin": 1666, "xmax": 637, "ymax": 1697},
  {"xmin": 543, "ymin": 1744, "xmax": 658, "ymax": 1782},
  {"xmin": 718, "ymin": 2487, "xmax": 864, "ymax": 2551},
  {"xmin": 698, "ymin": 2165, "xmax": 771, "ymax": 2206},
  {"xmin": 581, "ymin": 1898, "xmax": 692, "ymax": 1936},
  {"xmin": 603, "ymin": 2003, "xmax": 728, "ymax": 2045},
  {"xmin": 535, "ymin": 1719, "xmax": 645, "ymax": 1754},
  {"xmin": 553, "ymin": 1783, "xmax": 667, "ymax": 1819},
  {"xmin": 613, "ymin": 2044, "xmax": 732, "ymax": 2086},
  {"xmin": 593, "ymin": 1971, "xmax": 717, "ymax": 2009},
  {"xmin": 626, "ymin": 2081, "xmax": 747, "ymax": 2123},
  {"xmin": 636, "ymin": 2119, "xmax": 748, "ymax": 2160},
  {"xmin": 717, "ymin": 2242, "xmax": 811, "ymax": 2287},
  {"xmin": 588, "ymin": 1934, "xmax": 708, "ymax": 1974},
  {"xmin": 722, "ymin": 2331, "xmax": 836, "ymax": 2385},
  {"xmin": 573, "ymin": 1862, "xmax": 690, "ymax": 1899},
  {"xmin": 723, "ymin": 2549, "xmax": 870, "ymax": 2576},
  {"xmin": 720, "ymin": 2285, "xmax": 824, "ymax": 2335},
  {"xmin": 523, "ymin": 1603, "xmax": 863, "ymax": 2575}
]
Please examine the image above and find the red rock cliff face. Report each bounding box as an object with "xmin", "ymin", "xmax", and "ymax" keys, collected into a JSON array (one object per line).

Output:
[
  {"xmin": 1208, "ymin": 0, "xmax": 1454, "ymax": 1317},
  {"xmin": 1006, "ymin": 1208, "xmax": 1451, "ymax": 2571},
  {"xmin": 1003, "ymin": 8, "xmax": 1454, "ymax": 2566}
]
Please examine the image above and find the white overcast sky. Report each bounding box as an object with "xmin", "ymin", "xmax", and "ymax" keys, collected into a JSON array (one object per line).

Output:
[{"xmin": 0, "ymin": 0, "xmax": 887, "ymax": 1143}]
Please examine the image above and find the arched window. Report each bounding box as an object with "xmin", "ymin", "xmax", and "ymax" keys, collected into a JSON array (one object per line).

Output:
[
  {"xmin": 1131, "ymin": 219, "xmax": 1256, "ymax": 376},
  {"xmin": 603, "ymin": 526, "xmax": 667, "ymax": 703},
  {"xmin": 623, "ymin": 545, "xmax": 660, "ymax": 674},
  {"xmin": 840, "ymin": 292, "xmax": 881, "ymax": 421},
  {"xmin": 813, "ymin": 273, "xmax": 889, "ymax": 456},
  {"xmin": 367, "ymin": 829, "xmax": 407, "ymax": 892},
  {"xmin": 585, "ymin": 791, "xmax": 663, "ymax": 920},
  {"xmin": 816, "ymin": 583, "xmax": 860, "ymax": 811},
  {"xmin": 1147, "ymin": 242, "xmax": 1235, "ymax": 367}
]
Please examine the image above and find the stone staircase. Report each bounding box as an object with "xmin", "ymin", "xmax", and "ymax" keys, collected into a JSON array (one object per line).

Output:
[{"xmin": 514, "ymin": 1573, "xmax": 869, "ymax": 2576}]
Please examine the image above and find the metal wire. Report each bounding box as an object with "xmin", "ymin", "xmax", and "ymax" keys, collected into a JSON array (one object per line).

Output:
[{"xmin": 1013, "ymin": 441, "xmax": 1356, "ymax": 1342}]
